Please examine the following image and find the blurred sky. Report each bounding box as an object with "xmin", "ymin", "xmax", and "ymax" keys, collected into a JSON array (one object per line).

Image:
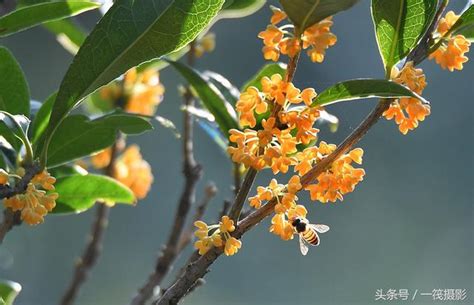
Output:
[{"xmin": 1, "ymin": 0, "xmax": 473, "ymax": 305}]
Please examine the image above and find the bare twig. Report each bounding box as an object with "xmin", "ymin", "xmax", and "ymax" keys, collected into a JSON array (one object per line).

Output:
[
  {"xmin": 232, "ymin": 163, "xmax": 241, "ymax": 197},
  {"xmin": 0, "ymin": 163, "xmax": 42, "ymax": 244},
  {"xmin": 59, "ymin": 137, "xmax": 121, "ymax": 305},
  {"xmin": 177, "ymin": 182, "xmax": 217, "ymax": 252},
  {"xmin": 130, "ymin": 41, "xmax": 202, "ymax": 305}
]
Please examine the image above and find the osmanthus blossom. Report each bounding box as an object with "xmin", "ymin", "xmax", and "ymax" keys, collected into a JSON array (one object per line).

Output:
[
  {"xmin": 3, "ymin": 170, "xmax": 58, "ymax": 225},
  {"xmin": 429, "ymin": 11, "xmax": 471, "ymax": 72}
]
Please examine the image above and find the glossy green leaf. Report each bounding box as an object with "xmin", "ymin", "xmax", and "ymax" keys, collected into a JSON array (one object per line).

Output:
[
  {"xmin": 0, "ymin": 1, "xmax": 100, "ymax": 37},
  {"xmin": 0, "ymin": 112, "xmax": 31, "ymax": 157},
  {"xmin": 0, "ymin": 47, "xmax": 30, "ymax": 116},
  {"xmin": 219, "ymin": 0, "xmax": 266, "ymax": 19},
  {"xmin": 43, "ymin": 19, "xmax": 87, "ymax": 55},
  {"xmin": 0, "ymin": 280, "xmax": 21, "ymax": 305},
  {"xmin": 280, "ymin": 0, "xmax": 359, "ymax": 32},
  {"xmin": 41, "ymin": 0, "xmax": 225, "ymax": 163},
  {"xmin": 451, "ymin": 4, "xmax": 474, "ymax": 40},
  {"xmin": 311, "ymin": 79, "xmax": 428, "ymax": 107},
  {"xmin": 371, "ymin": 0, "xmax": 437, "ymax": 73},
  {"xmin": 242, "ymin": 62, "xmax": 287, "ymax": 91},
  {"xmin": 52, "ymin": 174, "xmax": 135, "ymax": 214},
  {"xmin": 29, "ymin": 92, "xmax": 56, "ymax": 145},
  {"xmin": 46, "ymin": 113, "xmax": 152, "ymax": 167},
  {"xmin": 168, "ymin": 60, "xmax": 239, "ymax": 137},
  {"xmin": 49, "ymin": 164, "xmax": 88, "ymax": 178},
  {"xmin": 203, "ymin": 70, "xmax": 240, "ymax": 106}
]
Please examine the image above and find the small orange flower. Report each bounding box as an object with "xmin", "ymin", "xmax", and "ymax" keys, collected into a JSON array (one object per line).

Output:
[
  {"xmin": 305, "ymin": 148, "xmax": 365, "ymax": 203},
  {"xmin": 383, "ymin": 62, "xmax": 431, "ymax": 134},
  {"xmin": 219, "ymin": 216, "xmax": 235, "ymax": 233},
  {"xmin": 236, "ymin": 86, "xmax": 267, "ymax": 128},
  {"xmin": 114, "ymin": 145, "xmax": 153, "ymax": 200},
  {"xmin": 91, "ymin": 148, "xmax": 112, "ymax": 169},
  {"xmin": 3, "ymin": 171, "xmax": 58, "ymax": 225},
  {"xmin": 270, "ymin": 6, "xmax": 287, "ymax": 25},
  {"xmin": 302, "ymin": 17, "xmax": 337, "ymax": 63},
  {"xmin": 224, "ymin": 237, "xmax": 242, "ymax": 256},
  {"xmin": 429, "ymin": 11, "xmax": 470, "ymax": 72},
  {"xmin": 194, "ymin": 32, "xmax": 216, "ymax": 58},
  {"xmin": 0, "ymin": 169, "xmax": 9, "ymax": 185}
]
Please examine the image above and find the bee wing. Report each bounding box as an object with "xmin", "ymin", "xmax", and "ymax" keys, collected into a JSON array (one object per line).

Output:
[
  {"xmin": 311, "ymin": 224, "xmax": 330, "ymax": 234},
  {"xmin": 299, "ymin": 235, "xmax": 309, "ymax": 256}
]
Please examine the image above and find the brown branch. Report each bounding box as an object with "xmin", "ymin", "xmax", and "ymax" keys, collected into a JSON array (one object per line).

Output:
[
  {"xmin": 154, "ymin": 97, "xmax": 394, "ymax": 305},
  {"xmin": 59, "ymin": 137, "xmax": 121, "ymax": 305},
  {"xmin": 130, "ymin": 40, "xmax": 202, "ymax": 305},
  {"xmin": 232, "ymin": 163, "xmax": 241, "ymax": 197},
  {"xmin": 177, "ymin": 182, "xmax": 217, "ymax": 253},
  {"xmin": 0, "ymin": 163, "xmax": 42, "ymax": 244}
]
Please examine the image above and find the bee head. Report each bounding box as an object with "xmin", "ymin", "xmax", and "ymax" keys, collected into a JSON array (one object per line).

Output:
[{"xmin": 291, "ymin": 217, "xmax": 307, "ymax": 233}]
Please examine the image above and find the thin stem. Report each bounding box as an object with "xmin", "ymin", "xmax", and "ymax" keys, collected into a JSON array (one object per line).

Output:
[
  {"xmin": 130, "ymin": 40, "xmax": 202, "ymax": 305},
  {"xmin": 177, "ymin": 183, "xmax": 217, "ymax": 253},
  {"xmin": 232, "ymin": 163, "xmax": 241, "ymax": 197},
  {"xmin": 58, "ymin": 136, "xmax": 121, "ymax": 305}
]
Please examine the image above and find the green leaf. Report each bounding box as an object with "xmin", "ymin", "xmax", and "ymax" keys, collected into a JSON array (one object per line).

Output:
[
  {"xmin": 0, "ymin": 47, "xmax": 30, "ymax": 116},
  {"xmin": 219, "ymin": 0, "xmax": 266, "ymax": 19},
  {"xmin": 0, "ymin": 280, "xmax": 21, "ymax": 305},
  {"xmin": 311, "ymin": 79, "xmax": 428, "ymax": 107},
  {"xmin": 371, "ymin": 0, "xmax": 437, "ymax": 73},
  {"xmin": 49, "ymin": 164, "xmax": 88, "ymax": 178},
  {"xmin": 451, "ymin": 4, "xmax": 474, "ymax": 40},
  {"xmin": 46, "ymin": 113, "xmax": 152, "ymax": 167},
  {"xmin": 29, "ymin": 92, "xmax": 56, "ymax": 145},
  {"xmin": 280, "ymin": 0, "xmax": 359, "ymax": 32},
  {"xmin": 203, "ymin": 70, "xmax": 240, "ymax": 106},
  {"xmin": 168, "ymin": 60, "xmax": 239, "ymax": 137},
  {"xmin": 0, "ymin": 112, "xmax": 32, "ymax": 159},
  {"xmin": 242, "ymin": 62, "xmax": 287, "ymax": 91},
  {"xmin": 43, "ymin": 19, "xmax": 87, "ymax": 55},
  {"xmin": 52, "ymin": 174, "xmax": 135, "ymax": 214},
  {"xmin": 0, "ymin": 1, "xmax": 100, "ymax": 38},
  {"xmin": 42, "ymin": 0, "xmax": 226, "ymax": 162}
]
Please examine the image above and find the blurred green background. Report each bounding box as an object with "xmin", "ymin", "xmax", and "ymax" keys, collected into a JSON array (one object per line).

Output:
[{"xmin": 1, "ymin": 1, "xmax": 472, "ymax": 304}]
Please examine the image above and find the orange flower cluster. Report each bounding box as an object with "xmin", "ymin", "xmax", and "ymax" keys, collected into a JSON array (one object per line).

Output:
[
  {"xmin": 91, "ymin": 145, "xmax": 153, "ymax": 200},
  {"xmin": 383, "ymin": 62, "xmax": 431, "ymax": 134},
  {"xmin": 100, "ymin": 67, "xmax": 165, "ymax": 116},
  {"xmin": 429, "ymin": 11, "xmax": 470, "ymax": 71},
  {"xmin": 305, "ymin": 148, "xmax": 365, "ymax": 203},
  {"xmin": 230, "ymin": 74, "xmax": 320, "ymax": 173},
  {"xmin": 258, "ymin": 6, "xmax": 337, "ymax": 63},
  {"xmin": 3, "ymin": 170, "xmax": 58, "ymax": 225},
  {"xmin": 194, "ymin": 216, "xmax": 242, "ymax": 256}
]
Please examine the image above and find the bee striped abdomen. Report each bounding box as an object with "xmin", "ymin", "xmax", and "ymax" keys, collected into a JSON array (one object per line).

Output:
[{"xmin": 302, "ymin": 229, "xmax": 319, "ymax": 245}]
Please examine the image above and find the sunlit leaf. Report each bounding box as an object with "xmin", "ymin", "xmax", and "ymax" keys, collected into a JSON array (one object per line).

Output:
[
  {"xmin": 29, "ymin": 92, "xmax": 56, "ymax": 145},
  {"xmin": 0, "ymin": 280, "xmax": 21, "ymax": 305},
  {"xmin": 52, "ymin": 174, "xmax": 135, "ymax": 214},
  {"xmin": 43, "ymin": 19, "xmax": 87, "ymax": 55},
  {"xmin": 41, "ymin": 0, "xmax": 225, "ymax": 164},
  {"xmin": 168, "ymin": 60, "xmax": 239, "ymax": 137},
  {"xmin": 218, "ymin": 0, "xmax": 266, "ymax": 20},
  {"xmin": 46, "ymin": 113, "xmax": 152, "ymax": 167},
  {"xmin": 280, "ymin": 0, "xmax": 359, "ymax": 32},
  {"xmin": 0, "ymin": 1, "xmax": 100, "ymax": 37},
  {"xmin": 371, "ymin": 0, "xmax": 437, "ymax": 73},
  {"xmin": 311, "ymin": 79, "xmax": 428, "ymax": 107}
]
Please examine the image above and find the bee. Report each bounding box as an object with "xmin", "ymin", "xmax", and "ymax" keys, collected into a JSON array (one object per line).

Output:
[{"xmin": 291, "ymin": 217, "xmax": 330, "ymax": 256}]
